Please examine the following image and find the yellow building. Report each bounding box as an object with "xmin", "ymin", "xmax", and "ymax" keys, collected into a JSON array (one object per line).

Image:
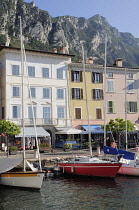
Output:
[{"xmin": 69, "ymin": 60, "xmax": 105, "ymax": 129}]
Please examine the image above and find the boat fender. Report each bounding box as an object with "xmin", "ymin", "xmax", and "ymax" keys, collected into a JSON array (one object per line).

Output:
[
  {"xmin": 63, "ymin": 166, "xmax": 65, "ymax": 173},
  {"xmin": 71, "ymin": 166, "xmax": 74, "ymax": 173}
]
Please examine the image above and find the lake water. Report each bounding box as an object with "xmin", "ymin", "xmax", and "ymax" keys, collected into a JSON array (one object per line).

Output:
[{"xmin": 0, "ymin": 175, "xmax": 139, "ymax": 210}]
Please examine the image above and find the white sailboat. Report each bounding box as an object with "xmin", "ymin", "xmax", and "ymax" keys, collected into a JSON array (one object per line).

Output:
[{"xmin": 0, "ymin": 17, "xmax": 45, "ymax": 189}]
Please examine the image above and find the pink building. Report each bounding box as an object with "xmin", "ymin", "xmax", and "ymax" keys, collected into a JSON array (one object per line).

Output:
[{"xmin": 105, "ymin": 59, "xmax": 139, "ymax": 129}]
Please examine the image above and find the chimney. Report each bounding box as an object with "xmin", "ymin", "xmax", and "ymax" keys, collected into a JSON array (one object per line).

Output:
[
  {"xmin": 53, "ymin": 48, "xmax": 57, "ymax": 53},
  {"xmin": 115, "ymin": 58, "xmax": 123, "ymax": 67},
  {"xmin": 60, "ymin": 47, "xmax": 66, "ymax": 54},
  {"xmin": 88, "ymin": 57, "xmax": 94, "ymax": 64}
]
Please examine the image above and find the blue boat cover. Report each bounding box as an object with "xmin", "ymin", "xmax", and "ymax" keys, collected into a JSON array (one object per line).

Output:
[{"xmin": 104, "ymin": 146, "xmax": 135, "ymax": 160}]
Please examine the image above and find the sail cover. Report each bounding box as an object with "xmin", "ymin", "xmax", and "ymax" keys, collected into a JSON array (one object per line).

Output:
[
  {"xmin": 0, "ymin": 158, "xmax": 23, "ymax": 173},
  {"xmin": 104, "ymin": 146, "xmax": 135, "ymax": 160}
]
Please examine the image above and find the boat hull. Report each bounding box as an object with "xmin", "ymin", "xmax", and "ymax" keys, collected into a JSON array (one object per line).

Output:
[
  {"xmin": 118, "ymin": 165, "xmax": 139, "ymax": 176},
  {"xmin": 0, "ymin": 171, "xmax": 44, "ymax": 189},
  {"xmin": 58, "ymin": 162, "xmax": 122, "ymax": 178}
]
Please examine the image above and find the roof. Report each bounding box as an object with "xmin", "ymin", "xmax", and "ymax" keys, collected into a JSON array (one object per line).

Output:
[{"xmin": 0, "ymin": 45, "xmax": 75, "ymax": 57}]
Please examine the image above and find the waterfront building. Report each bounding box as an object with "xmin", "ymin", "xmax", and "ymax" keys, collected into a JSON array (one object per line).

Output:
[
  {"xmin": 69, "ymin": 58, "xmax": 139, "ymax": 141},
  {"xmin": 0, "ymin": 46, "xmax": 73, "ymax": 147}
]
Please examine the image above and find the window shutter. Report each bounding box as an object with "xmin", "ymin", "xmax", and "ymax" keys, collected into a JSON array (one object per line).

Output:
[
  {"xmin": 92, "ymin": 72, "xmax": 95, "ymax": 83},
  {"xmin": 75, "ymin": 108, "xmax": 81, "ymax": 119},
  {"xmin": 72, "ymin": 88, "xmax": 75, "ymax": 99},
  {"xmin": 100, "ymin": 73, "xmax": 103, "ymax": 83},
  {"xmin": 100, "ymin": 89, "xmax": 104, "ymax": 99},
  {"xmin": 71, "ymin": 71, "xmax": 74, "ymax": 82},
  {"xmin": 135, "ymin": 102, "xmax": 137, "ymax": 112},
  {"xmin": 96, "ymin": 109, "xmax": 102, "ymax": 119},
  {"xmin": 80, "ymin": 71, "xmax": 83, "ymax": 82},
  {"xmin": 126, "ymin": 102, "xmax": 130, "ymax": 113},
  {"xmin": 81, "ymin": 89, "xmax": 83, "ymax": 99},
  {"xmin": 93, "ymin": 89, "xmax": 96, "ymax": 99}
]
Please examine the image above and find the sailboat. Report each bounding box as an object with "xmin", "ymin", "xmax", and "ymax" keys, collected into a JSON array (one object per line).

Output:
[
  {"xmin": 58, "ymin": 41, "xmax": 122, "ymax": 178},
  {"xmin": 0, "ymin": 17, "xmax": 45, "ymax": 189}
]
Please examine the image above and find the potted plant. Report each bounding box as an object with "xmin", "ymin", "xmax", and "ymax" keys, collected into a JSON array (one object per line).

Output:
[
  {"xmin": 39, "ymin": 143, "xmax": 53, "ymax": 153},
  {"xmin": 9, "ymin": 146, "xmax": 18, "ymax": 155},
  {"xmin": 64, "ymin": 143, "xmax": 72, "ymax": 151}
]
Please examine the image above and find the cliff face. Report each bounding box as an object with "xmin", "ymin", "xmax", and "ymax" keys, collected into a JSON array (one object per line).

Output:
[{"xmin": 0, "ymin": 0, "xmax": 139, "ymax": 66}]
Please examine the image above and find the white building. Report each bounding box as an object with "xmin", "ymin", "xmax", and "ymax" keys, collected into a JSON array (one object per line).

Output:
[{"xmin": 0, "ymin": 46, "xmax": 73, "ymax": 146}]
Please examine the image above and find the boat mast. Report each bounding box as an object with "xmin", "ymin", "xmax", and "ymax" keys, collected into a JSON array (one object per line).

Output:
[
  {"xmin": 81, "ymin": 42, "xmax": 93, "ymax": 157},
  {"xmin": 125, "ymin": 67, "xmax": 128, "ymax": 150},
  {"xmin": 103, "ymin": 35, "xmax": 107, "ymax": 146},
  {"xmin": 19, "ymin": 16, "xmax": 26, "ymax": 171}
]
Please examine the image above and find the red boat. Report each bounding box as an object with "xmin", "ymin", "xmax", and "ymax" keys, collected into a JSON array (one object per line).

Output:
[{"xmin": 58, "ymin": 156, "xmax": 122, "ymax": 178}]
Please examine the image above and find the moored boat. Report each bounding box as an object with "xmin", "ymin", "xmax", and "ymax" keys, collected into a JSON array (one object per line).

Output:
[
  {"xmin": 0, "ymin": 158, "xmax": 44, "ymax": 189},
  {"xmin": 58, "ymin": 156, "xmax": 122, "ymax": 178},
  {"xmin": 104, "ymin": 146, "xmax": 139, "ymax": 176}
]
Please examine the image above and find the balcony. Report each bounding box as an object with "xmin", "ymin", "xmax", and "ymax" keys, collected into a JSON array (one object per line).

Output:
[{"xmin": 7, "ymin": 118, "xmax": 72, "ymax": 127}]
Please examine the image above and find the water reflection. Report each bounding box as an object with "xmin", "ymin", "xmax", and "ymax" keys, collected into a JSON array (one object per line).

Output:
[{"xmin": 0, "ymin": 176, "xmax": 139, "ymax": 210}]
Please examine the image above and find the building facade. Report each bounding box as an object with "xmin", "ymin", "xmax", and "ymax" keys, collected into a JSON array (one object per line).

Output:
[
  {"xmin": 0, "ymin": 46, "xmax": 73, "ymax": 146},
  {"xmin": 69, "ymin": 58, "xmax": 139, "ymax": 132}
]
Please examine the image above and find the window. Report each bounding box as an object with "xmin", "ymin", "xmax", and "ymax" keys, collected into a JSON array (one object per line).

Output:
[
  {"xmin": 96, "ymin": 108, "xmax": 102, "ymax": 119},
  {"xmin": 108, "ymin": 101, "xmax": 115, "ymax": 113},
  {"xmin": 92, "ymin": 72, "xmax": 103, "ymax": 83},
  {"xmin": 108, "ymin": 72, "xmax": 113, "ymax": 78},
  {"xmin": 57, "ymin": 68, "xmax": 63, "ymax": 79},
  {"xmin": 42, "ymin": 68, "xmax": 49, "ymax": 78},
  {"xmin": 13, "ymin": 86, "xmax": 20, "ymax": 97},
  {"xmin": 127, "ymin": 81, "xmax": 134, "ymax": 93},
  {"xmin": 75, "ymin": 108, "xmax": 81, "ymax": 119},
  {"xmin": 92, "ymin": 89, "xmax": 103, "ymax": 100},
  {"xmin": 72, "ymin": 88, "xmax": 83, "ymax": 99},
  {"xmin": 57, "ymin": 107, "xmax": 65, "ymax": 118},
  {"xmin": 28, "ymin": 106, "xmax": 36, "ymax": 123},
  {"xmin": 2, "ymin": 107, "xmax": 4, "ymax": 119},
  {"xmin": 127, "ymin": 101, "xmax": 137, "ymax": 113},
  {"xmin": 71, "ymin": 71, "xmax": 83, "ymax": 82},
  {"xmin": 13, "ymin": 105, "xmax": 20, "ymax": 118},
  {"xmin": 43, "ymin": 88, "xmax": 50, "ymax": 98},
  {"xmin": 43, "ymin": 107, "xmax": 51, "ymax": 124},
  {"xmin": 107, "ymin": 81, "xmax": 114, "ymax": 92},
  {"xmin": 12, "ymin": 65, "xmax": 19, "ymax": 76},
  {"xmin": 128, "ymin": 73, "xmax": 133, "ymax": 79},
  {"xmin": 57, "ymin": 89, "xmax": 64, "ymax": 99},
  {"xmin": 28, "ymin": 66, "xmax": 35, "ymax": 77},
  {"xmin": 29, "ymin": 88, "xmax": 36, "ymax": 98}
]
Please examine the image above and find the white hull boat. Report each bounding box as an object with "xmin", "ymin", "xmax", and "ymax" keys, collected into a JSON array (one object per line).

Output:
[
  {"xmin": 0, "ymin": 158, "xmax": 44, "ymax": 189},
  {"xmin": 0, "ymin": 171, "xmax": 44, "ymax": 189}
]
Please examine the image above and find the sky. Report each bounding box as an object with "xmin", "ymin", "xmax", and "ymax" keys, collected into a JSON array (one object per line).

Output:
[{"xmin": 25, "ymin": 0, "xmax": 139, "ymax": 38}]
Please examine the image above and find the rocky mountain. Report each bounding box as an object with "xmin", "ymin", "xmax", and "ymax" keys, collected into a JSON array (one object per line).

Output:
[{"xmin": 0, "ymin": 0, "xmax": 139, "ymax": 67}]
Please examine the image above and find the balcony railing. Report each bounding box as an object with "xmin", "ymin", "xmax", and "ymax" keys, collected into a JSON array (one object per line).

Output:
[{"xmin": 7, "ymin": 118, "xmax": 72, "ymax": 127}]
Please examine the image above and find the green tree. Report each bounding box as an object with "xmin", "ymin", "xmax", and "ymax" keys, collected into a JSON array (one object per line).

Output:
[
  {"xmin": 0, "ymin": 120, "xmax": 20, "ymax": 136},
  {"xmin": 102, "ymin": 118, "xmax": 134, "ymax": 134},
  {"xmin": 102, "ymin": 118, "xmax": 134, "ymax": 147},
  {"xmin": 0, "ymin": 120, "xmax": 21, "ymax": 156}
]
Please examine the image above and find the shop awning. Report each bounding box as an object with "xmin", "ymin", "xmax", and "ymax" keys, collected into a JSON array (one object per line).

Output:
[
  {"xmin": 55, "ymin": 127, "xmax": 82, "ymax": 134},
  {"xmin": 81, "ymin": 125, "xmax": 105, "ymax": 134},
  {"xmin": 16, "ymin": 127, "xmax": 50, "ymax": 137}
]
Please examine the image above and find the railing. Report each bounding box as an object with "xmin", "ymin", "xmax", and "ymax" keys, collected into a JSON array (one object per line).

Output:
[{"xmin": 7, "ymin": 118, "xmax": 72, "ymax": 127}]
